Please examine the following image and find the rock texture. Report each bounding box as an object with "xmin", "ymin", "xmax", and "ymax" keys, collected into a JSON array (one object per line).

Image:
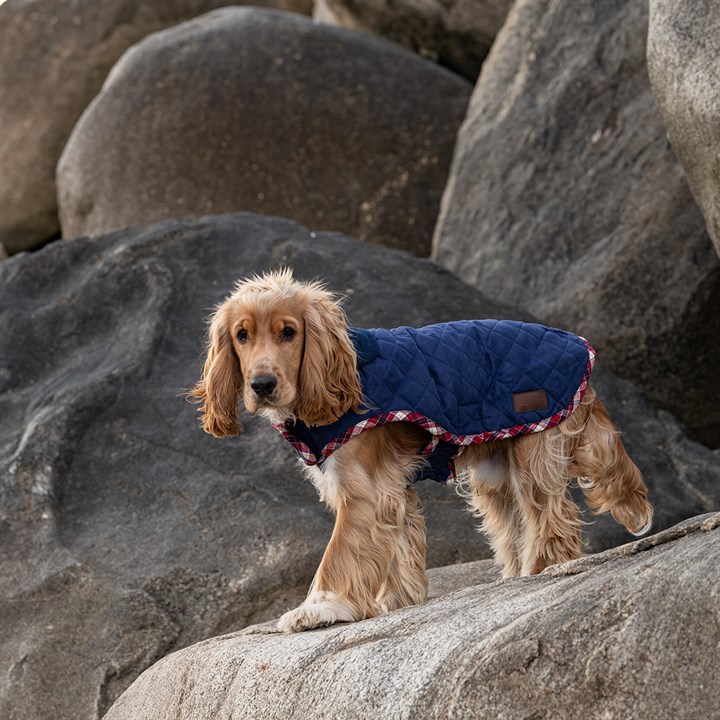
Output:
[
  {"xmin": 314, "ymin": 0, "xmax": 514, "ymax": 80},
  {"xmin": 105, "ymin": 513, "xmax": 720, "ymax": 720},
  {"xmin": 647, "ymin": 0, "xmax": 720, "ymax": 256},
  {"xmin": 0, "ymin": 0, "xmax": 310, "ymax": 256},
  {"xmin": 432, "ymin": 0, "xmax": 720, "ymax": 447},
  {"xmin": 57, "ymin": 7, "xmax": 471, "ymax": 256},
  {"xmin": 2, "ymin": 213, "xmax": 720, "ymax": 720}
]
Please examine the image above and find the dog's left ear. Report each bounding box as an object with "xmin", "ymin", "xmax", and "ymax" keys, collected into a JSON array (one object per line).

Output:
[
  {"xmin": 190, "ymin": 303, "xmax": 243, "ymax": 437},
  {"xmin": 295, "ymin": 292, "xmax": 362, "ymax": 427}
]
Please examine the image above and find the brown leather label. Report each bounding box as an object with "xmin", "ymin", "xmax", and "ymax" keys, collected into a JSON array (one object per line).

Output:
[{"xmin": 512, "ymin": 389, "xmax": 549, "ymax": 413}]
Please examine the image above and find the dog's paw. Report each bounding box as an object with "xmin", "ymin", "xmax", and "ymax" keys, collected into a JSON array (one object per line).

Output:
[{"xmin": 277, "ymin": 592, "xmax": 355, "ymax": 633}]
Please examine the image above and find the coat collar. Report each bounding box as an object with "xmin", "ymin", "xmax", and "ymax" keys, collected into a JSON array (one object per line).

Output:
[{"xmin": 347, "ymin": 327, "xmax": 379, "ymax": 367}]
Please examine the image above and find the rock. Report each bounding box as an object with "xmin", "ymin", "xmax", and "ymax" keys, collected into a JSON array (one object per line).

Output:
[
  {"xmin": 56, "ymin": 7, "xmax": 472, "ymax": 256},
  {"xmin": 314, "ymin": 0, "xmax": 514, "ymax": 80},
  {"xmin": 432, "ymin": 0, "xmax": 720, "ymax": 448},
  {"xmin": 427, "ymin": 558, "xmax": 499, "ymax": 598},
  {"xmin": 647, "ymin": 0, "xmax": 720, "ymax": 257},
  {"xmin": 0, "ymin": 0, "xmax": 310, "ymax": 256},
  {"xmin": 104, "ymin": 513, "xmax": 720, "ymax": 720},
  {"xmin": 2, "ymin": 213, "xmax": 718, "ymax": 719}
]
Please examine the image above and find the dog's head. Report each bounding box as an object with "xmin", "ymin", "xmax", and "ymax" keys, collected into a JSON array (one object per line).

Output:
[{"xmin": 191, "ymin": 269, "xmax": 362, "ymax": 435}]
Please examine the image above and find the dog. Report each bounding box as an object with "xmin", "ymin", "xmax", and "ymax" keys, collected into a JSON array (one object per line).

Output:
[{"xmin": 192, "ymin": 269, "xmax": 653, "ymax": 633}]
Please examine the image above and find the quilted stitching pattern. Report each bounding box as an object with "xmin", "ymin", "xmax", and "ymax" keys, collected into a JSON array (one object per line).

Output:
[
  {"xmin": 364, "ymin": 321, "xmax": 590, "ymax": 432},
  {"xmin": 274, "ymin": 320, "xmax": 594, "ymax": 483}
]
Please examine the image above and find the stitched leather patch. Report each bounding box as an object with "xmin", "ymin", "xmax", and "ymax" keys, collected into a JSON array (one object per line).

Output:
[{"xmin": 512, "ymin": 390, "xmax": 549, "ymax": 413}]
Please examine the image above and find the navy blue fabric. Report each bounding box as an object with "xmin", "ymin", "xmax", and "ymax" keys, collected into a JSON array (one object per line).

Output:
[{"xmin": 281, "ymin": 320, "xmax": 592, "ymax": 483}]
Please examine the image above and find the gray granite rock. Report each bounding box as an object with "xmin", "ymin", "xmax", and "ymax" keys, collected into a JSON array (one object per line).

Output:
[
  {"xmin": 432, "ymin": 0, "xmax": 720, "ymax": 447},
  {"xmin": 2, "ymin": 213, "xmax": 718, "ymax": 719},
  {"xmin": 104, "ymin": 513, "xmax": 720, "ymax": 720},
  {"xmin": 647, "ymin": 0, "xmax": 720, "ymax": 256},
  {"xmin": 0, "ymin": 0, "xmax": 309, "ymax": 255},
  {"xmin": 57, "ymin": 7, "xmax": 471, "ymax": 256}
]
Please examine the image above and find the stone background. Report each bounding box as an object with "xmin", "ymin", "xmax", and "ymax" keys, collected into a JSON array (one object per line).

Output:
[{"xmin": 1, "ymin": 1, "xmax": 718, "ymax": 718}]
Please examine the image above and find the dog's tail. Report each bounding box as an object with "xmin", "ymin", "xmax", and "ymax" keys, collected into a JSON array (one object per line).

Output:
[{"xmin": 565, "ymin": 388, "xmax": 653, "ymax": 537}]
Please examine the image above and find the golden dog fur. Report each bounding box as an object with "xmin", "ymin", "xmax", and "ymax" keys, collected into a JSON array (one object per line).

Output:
[{"xmin": 192, "ymin": 269, "xmax": 653, "ymax": 632}]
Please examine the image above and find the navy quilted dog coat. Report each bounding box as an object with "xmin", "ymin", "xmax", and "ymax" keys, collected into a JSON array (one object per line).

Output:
[{"xmin": 273, "ymin": 320, "xmax": 595, "ymax": 483}]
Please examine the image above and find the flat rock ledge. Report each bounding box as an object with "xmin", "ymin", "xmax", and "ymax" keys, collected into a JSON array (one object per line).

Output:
[{"xmin": 105, "ymin": 513, "xmax": 720, "ymax": 720}]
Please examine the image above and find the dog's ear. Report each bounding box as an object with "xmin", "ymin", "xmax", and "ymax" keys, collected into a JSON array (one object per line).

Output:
[
  {"xmin": 295, "ymin": 291, "xmax": 362, "ymax": 427},
  {"xmin": 191, "ymin": 303, "xmax": 243, "ymax": 436}
]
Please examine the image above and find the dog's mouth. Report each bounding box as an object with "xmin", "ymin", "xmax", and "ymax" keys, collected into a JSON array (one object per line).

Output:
[
  {"xmin": 254, "ymin": 396, "xmax": 297, "ymax": 424},
  {"xmin": 246, "ymin": 392, "xmax": 279, "ymax": 412},
  {"xmin": 254, "ymin": 394, "xmax": 281, "ymax": 409}
]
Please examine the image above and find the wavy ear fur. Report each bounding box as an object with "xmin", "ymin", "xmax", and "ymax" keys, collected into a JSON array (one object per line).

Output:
[
  {"xmin": 190, "ymin": 304, "xmax": 243, "ymax": 437},
  {"xmin": 295, "ymin": 290, "xmax": 363, "ymax": 427}
]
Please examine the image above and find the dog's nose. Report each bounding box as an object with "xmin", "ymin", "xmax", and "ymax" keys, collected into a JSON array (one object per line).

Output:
[{"xmin": 251, "ymin": 375, "xmax": 277, "ymax": 397}]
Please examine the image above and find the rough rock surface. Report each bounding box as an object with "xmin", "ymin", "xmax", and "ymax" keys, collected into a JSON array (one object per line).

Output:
[
  {"xmin": 0, "ymin": 0, "xmax": 310, "ymax": 256},
  {"xmin": 105, "ymin": 513, "xmax": 720, "ymax": 720},
  {"xmin": 2, "ymin": 213, "xmax": 719, "ymax": 720},
  {"xmin": 57, "ymin": 7, "xmax": 471, "ymax": 256},
  {"xmin": 314, "ymin": 0, "xmax": 514, "ymax": 80},
  {"xmin": 647, "ymin": 0, "xmax": 720, "ymax": 256},
  {"xmin": 432, "ymin": 0, "xmax": 720, "ymax": 447}
]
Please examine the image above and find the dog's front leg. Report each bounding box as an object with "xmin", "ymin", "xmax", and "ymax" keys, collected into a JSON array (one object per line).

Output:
[{"xmin": 278, "ymin": 439, "xmax": 410, "ymax": 633}]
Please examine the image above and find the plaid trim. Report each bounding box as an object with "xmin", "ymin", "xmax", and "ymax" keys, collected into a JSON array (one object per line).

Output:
[{"xmin": 273, "ymin": 339, "xmax": 596, "ymax": 472}]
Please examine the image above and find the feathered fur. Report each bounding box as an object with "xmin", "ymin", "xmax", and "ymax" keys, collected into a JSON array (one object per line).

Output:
[{"xmin": 192, "ymin": 270, "xmax": 653, "ymax": 632}]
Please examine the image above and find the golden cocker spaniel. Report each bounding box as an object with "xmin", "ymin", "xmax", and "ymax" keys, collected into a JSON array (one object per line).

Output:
[{"xmin": 192, "ymin": 269, "xmax": 652, "ymax": 633}]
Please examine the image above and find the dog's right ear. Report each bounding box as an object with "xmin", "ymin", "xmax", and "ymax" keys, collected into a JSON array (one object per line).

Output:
[{"xmin": 190, "ymin": 303, "xmax": 243, "ymax": 437}]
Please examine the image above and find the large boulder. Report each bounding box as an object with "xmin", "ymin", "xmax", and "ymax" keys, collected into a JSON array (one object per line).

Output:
[
  {"xmin": 432, "ymin": 0, "xmax": 720, "ymax": 447},
  {"xmin": 2, "ymin": 213, "xmax": 719, "ymax": 720},
  {"xmin": 105, "ymin": 513, "xmax": 720, "ymax": 720},
  {"xmin": 314, "ymin": 0, "xmax": 514, "ymax": 80},
  {"xmin": 647, "ymin": 0, "xmax": 720, "ymax": 256},
  {"xmin": 0, "ymin": 0, "xmax": 310, "ymax": 256},
  {"xmin": 56, "ymin": 7, "xmax": 472, "ymax": 256}
]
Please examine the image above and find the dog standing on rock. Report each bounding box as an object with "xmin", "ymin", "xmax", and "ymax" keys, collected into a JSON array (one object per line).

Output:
[{"xmin": 192, "ymin": 269, "xmax": 653, "ymax": 633}]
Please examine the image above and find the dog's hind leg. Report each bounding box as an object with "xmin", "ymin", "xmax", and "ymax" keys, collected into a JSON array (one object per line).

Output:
[
  {"xmin": 509, "ymin": 430, "xmax": 582, "ymax": 575},
  {"xmin": 460, "ymin": 445, "xmax": 523, "ymax": 578}
]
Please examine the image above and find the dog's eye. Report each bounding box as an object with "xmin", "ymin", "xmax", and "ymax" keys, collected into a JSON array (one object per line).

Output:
[
  {"xmin": 237, "ymin": 328, "xmax": 248, "ymax": 343},
  {"xmin": 282, "ymin": 326, "xmax": 296, "ymax": 340}
]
